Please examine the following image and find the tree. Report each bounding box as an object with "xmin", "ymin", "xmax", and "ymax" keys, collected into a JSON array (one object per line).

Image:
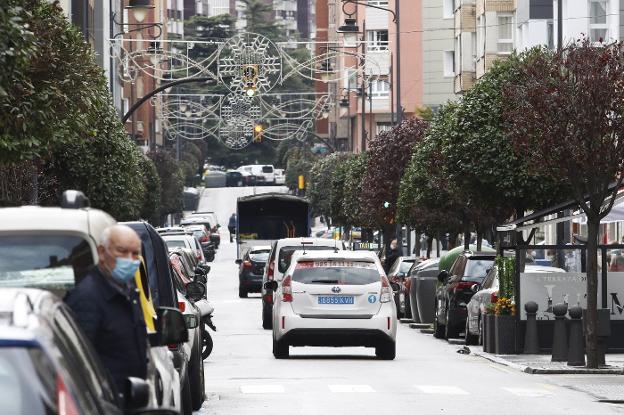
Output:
[
  {"xmin": 309, "ymin": 153, "xmax": 350, "ymax": 224},
  {"xmin": 504, "ymin": 41, "xmax": 624, "ymax": 368},
  {"xmin": 0, "ymin": 0, "xmax": 110, "ymax": 164},
  {"xmin": 240, "ymin": 0, "xmax": 285, "ymax": 41},
  {"xmin": 329, "ymin": 155, "xmax": 354, "ymax": 227},
  {"xmin": 149, "ymin": 150, "xmax": 185, "ymax": 224},
  {"xmin": 360, "ymin": 118, "xmax": 428, "ymax": 230},
  {"xmin": 138, "ymin": 155, "xmax": 162, "ymax": 225},
  {"xmin": 342, "ymin": 152, "xmax": 368, "ymax": 228}
]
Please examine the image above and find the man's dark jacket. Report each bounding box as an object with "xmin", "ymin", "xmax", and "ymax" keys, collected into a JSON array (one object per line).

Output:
[
  {"xmin": 384, "ymin": 249, "xmax": 400, "ymax": 273},
  {"xmin": 66, "ymin": 267, "xmax": 148, "ymax": 393}
]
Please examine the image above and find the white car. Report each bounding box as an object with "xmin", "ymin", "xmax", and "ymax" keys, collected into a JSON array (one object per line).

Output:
[
  {"xmin": 162, "ymin": 233, "xmax": 204, "ymax": 262},
  {"xmin": 267, "ymin": 250, "xmax": 397, "ymax": 360},
  {"xmin": 274, "ymin": 168, "xmax": 286, "ymax": 185},
  {"xmin": 238, "ymin": 164, "xmax": 276, "ymax": 185}
]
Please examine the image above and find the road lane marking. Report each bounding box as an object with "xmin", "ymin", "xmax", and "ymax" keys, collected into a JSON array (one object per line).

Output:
[
  {"xmin": 240, "ymin": 385, "xmax": 285, "ymax": 394},
  {"xmin": 329, "ymin": 385, "xmax": 375, "ymax": 393},
  {"xmin": 414, "ymin": 385, "xmax": 469, "ymax": 395},
  {"xmin": 502, "ymin": 387, "xmax": 554, "ymax": 397}
]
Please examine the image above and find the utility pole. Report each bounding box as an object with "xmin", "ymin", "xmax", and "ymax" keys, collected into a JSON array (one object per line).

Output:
[
  {"xmin": 360, "ymin": 19, "xmax": 367, "ymax": 153},
  {"xmin": 394, "ymin": 0, "xmax": 403, "ymax": 253}
]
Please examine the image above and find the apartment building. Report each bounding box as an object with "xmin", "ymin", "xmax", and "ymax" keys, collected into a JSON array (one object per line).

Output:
[
  {"xmin": 423, "ymin": 0, "xmax": 455, "ymax": 109},
  {"xmin": 317, "ymin": 0, "xmax": 421, "ymax": 153}
]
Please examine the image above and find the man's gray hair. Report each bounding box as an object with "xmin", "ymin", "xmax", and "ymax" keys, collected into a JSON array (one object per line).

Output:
[{"xmin": 100, "ymin": 226, "xmax": 113, "ymax": 249}]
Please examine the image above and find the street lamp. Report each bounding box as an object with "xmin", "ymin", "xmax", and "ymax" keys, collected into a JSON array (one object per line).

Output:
[
  {"xmin": 125, "ymin": 0, "xmax": 154, "ymax": 23},
  {"xmin": 179, "ymin": 103, "xmax": 188, "ymax": 112},
  {"xmin": 337, "ymin": 18, "xmax": 360, "ymax": 48}
]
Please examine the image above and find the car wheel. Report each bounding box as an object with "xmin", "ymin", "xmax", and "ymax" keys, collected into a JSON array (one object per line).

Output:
[
  {"xmin": 465, "ymin": 317, "xmax": 478, "ymax": 345},
  {"xmin": 273, "ymin": 336, "xmax": 289, "ymax": 359},
  {"xmin": 375, "ymin": 341, "xmax": 396, "ymax": 360},
  {"xmin": 201, "ymin": 325, "xmax": 213, "ymax": 360},
  {"xmin": 239, "ymin": 286, "xmax": 248, "ymax": 298},
  {"xmin": 433, "ymin": 303, "xmax": 445, "ymax": 339},
  {"xmin": 445, "ymin": 306, "xmax": 460, "ymax": 339},
  {"xmin": 262, "ymin": 303, "xmax": 272, "ymax": 330},
  {"xmin": 180, "ymin": 370, "xmax": 193, "ymax": 415},
  {"xmin": 189, "ymin": 335, "xmax": 205, "ymax": 410}
]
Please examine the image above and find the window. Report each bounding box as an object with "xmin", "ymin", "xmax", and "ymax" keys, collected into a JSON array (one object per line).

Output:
[
  {"xmin": 547, "ymin": 21, "xmax": 554, "ymax": 50},
  {"xmin": 376, "ymin": 122, "xmax": 392, "ymax": 135},
  {"xmin": 497, "ymin": 14, "xmax": 514, "ymax": 53},
  {"xmin": 369, "ymin": 79, "xmax": 390, "ymax": 98},
  {"xmin": 367, "ymin": 0, "xmax": 388, "ymax": 6},
  {"xmin": 366, "ymin": 30, "xmax": 389, "ymax": 51},
  {"xmin": 589, "ymin": 0, "xmax": 608, "ymax": 42},
  {"xmin": 443, "ymin": 50, "xmax": 455, "ymax": 77},
  {"xmin": 443, "ymin": 0, "xmax": 454, "ymax": 18},
  {"xmin": 292, "ymin": 262, "xmax": 380, "ymax": 285},
  {"xmin": 344, "ymin": 68, "xmax": 357, "ymax": 90}
]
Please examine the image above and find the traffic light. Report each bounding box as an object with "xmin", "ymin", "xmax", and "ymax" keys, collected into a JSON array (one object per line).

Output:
[{"xmin": 253, "ymin": 123, "xmax": 264, "ymax": 142}]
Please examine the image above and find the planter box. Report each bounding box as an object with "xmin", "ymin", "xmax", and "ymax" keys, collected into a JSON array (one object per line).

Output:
[
  {"xmin": 495, "ymin": 314, "xmax": 516, "ymax": 354},
  {"xmin": 485, "ymin": 314, "xmax": 496, "ymax": 353}
]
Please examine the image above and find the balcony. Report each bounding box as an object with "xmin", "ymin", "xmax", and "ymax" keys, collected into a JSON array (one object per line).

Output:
[
  {"xmin": 476, "ymin": 53, "xmax": 508, "ymax": 78},
  {"xmin": 455, "ymin": 4, "xmax": 476, "ymax": 36},
  {"xmin": 365, "ymin": 50, "xmax": 391, "ymax": 76},
  {"xmin": 476, "ymin": 0, "xmax": 516, "ymax": 15}
]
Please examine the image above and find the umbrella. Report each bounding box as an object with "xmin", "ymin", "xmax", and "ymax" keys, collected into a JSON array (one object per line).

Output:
[{"xmin": 438, "ymin": 244, "xmax": 495, "ymax": 271}]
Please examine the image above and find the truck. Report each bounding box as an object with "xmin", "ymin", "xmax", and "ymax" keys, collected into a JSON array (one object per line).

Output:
[{"xmin": 236, "ymin": 192, "xmax": 311, "ymax": 260}]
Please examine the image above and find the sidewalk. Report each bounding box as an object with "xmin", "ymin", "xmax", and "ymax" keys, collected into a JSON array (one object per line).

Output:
[{"xmin": 472, "ymin": 348, "xmax": 624, "ymax": 374}]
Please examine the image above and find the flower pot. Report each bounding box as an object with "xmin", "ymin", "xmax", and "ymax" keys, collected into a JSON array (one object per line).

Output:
[{"xmin": 495, "ymin": 314, "xmax": 516, "ymax": 355}]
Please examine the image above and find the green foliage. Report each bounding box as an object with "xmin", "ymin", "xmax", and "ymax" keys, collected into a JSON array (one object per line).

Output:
[
  {"xmin": 149, "ymin": 150, "xmax": 184, "ymax": 219},
  {"xmin": 329, "ymin": 155, "xmax": 354, "ymax": 226},
  {"xmin": 0, "ymin": 0, "xmax": 35, "ymax": 97},
  {"xmin": 138, "ymin": 155, "xmax": 161, "ymax": 225},
  {"xmin": 342, "ymin": 152, "xmax": 368, "ymax": 227},
  {"xmin": 496, "ymin": 256, "xmax": 515, "ymax": 299},
  {"xmin": 0, "ymin": 0, "xmax": 107, "ymax": 164},
  {"xmin": 240, "ymin": 0, "xmax": 285, "ymax": 41}
]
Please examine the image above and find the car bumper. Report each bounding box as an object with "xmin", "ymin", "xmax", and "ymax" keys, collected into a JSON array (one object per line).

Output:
[
  {"xmin": 240, "ymin": 279, "xmax": 263, "ymax": 292},
  {"xmin": 274, "ymin": 303, "xmax": 397, "ymax": 345}
]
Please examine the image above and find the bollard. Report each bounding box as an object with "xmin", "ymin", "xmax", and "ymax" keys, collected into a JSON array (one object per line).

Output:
[
  {"xmin": 551, "ymin": 303, "xmax": 568, "ymax": 362},
  {"xmin": 523, "ymin": 301, "xmax": 540, "ymax": 354},
  {"xmin": 567, "ymin": 306, "xmax": 585, "ymax": 366}
]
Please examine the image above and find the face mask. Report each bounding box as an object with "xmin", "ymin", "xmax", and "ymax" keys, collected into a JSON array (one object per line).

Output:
[{"xmin": 110, "ymin": 257, "xmax": 141, "ymax": 284}]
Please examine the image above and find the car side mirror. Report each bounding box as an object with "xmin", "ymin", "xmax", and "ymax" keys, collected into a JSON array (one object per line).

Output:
[
  {"xmin": 390, "ymin": 282, "xmax": 401, "ymax": 292},
  {"xmin": 198, "ymin": 264, "xmax": 211, "ymax": 274},
  {"xmin": 194, "ymin": 265, "xmax": 207, "ymax": 276},
  {"xmin": 235, "ymin": 259, "xmax": 243, "ymax": 265},
  {"xmin": 397, "ymin": 272, "xmax": 406, "ymax": 278},
  {"xmin": 264, "ymin": 280, "xmax": 278, "ymax": 291},
  {"xmin": 124, "ymin": 377, "xmax": 150, "ymax": 409},
  {"xmin": 184, "ymin": 314, "xmax": 198, "ymax": 329},
  {"xmin": 156, "ymin": 307, "xmax": 188, "ymax": 345},
  {"xmin": 471, "ymin": 283, "xmax": 481, "ymax": 293},
  {"xmin": 186, "ymin": 281, "xmax": 206, "ymax": 302},
  {"xmin": 194, "ymin": 272, "xmax": 207, "ymax": 284},
  {"xmin": 437, "ymin": 270, "xmax": 449, "ymax": 283}
]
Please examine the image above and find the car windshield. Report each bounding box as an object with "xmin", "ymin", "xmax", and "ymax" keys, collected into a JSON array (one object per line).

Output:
[
  {"xmin": 463, "ymin": 259, "xmax": 495, "ymax": 282},
  {"xmin": 278, "ymin": 246, "xmax": 339, "ymax": 273},
  {"xmin": 0, "ymin": 347, "xmax": 56, "ymax": 415},
  {"xmin": 399, "ymin": 260, "xmax": 415, "ymax": 274},
  {"xmin": 250, "ymin": 251, "xmax": 270, "ymax": 262},
  {"xmin": 0, "ymin": 235, "xmax": 93, "ymax": 292},
  {"xmin": 292, "ymin": 261, "xmax": 380, "ymax": 285},
  {"xmin": 164, "ymin": 239, "xmax": 187, "ymax": 251},
  {"xmin": 262, "ymin": 166, "xmax": 273, "ymax": 173}
]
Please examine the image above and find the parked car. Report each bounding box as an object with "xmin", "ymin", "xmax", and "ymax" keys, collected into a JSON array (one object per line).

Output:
[
  {"xmin": 387, "ymin": 256, "xmax": 419, "ymax": 319},
  {"xmin": 407, "ymin": 257, "xmax": 441, "ymax": 324},
  {"xmin": 162, "ymin": 233, "xmax": 214, "ymax": 263},
  {"xmin": 465, "ymin": 264, "xmax": 565, "ymax": 345},
  {"xmin": 274, "ymin": 168, "xmax": 285, "ymax": 185},
  {"xmin": 187, "ymin": 212, "xmax": 221, "ymax": 249},
  {"xmin": 0, "ymin": 192, "xmax": 186, "ymax": 413},
  {"xmin": 237, "ymin": 245, "xmax": 271, "ymax": 298},
  {"xmin": 433, "ymin": 251, "xmax": 496, "ymax": 339},
  {"xmin": 226, "ymin": 170, "xmax": 245, "ymax": 187},
  {"xmin": 0, "ymin": 288, "xmax": 182, "ymax": 415},
  {"xmin": 169, "ymin": 252, "xmax": 206, "ymax": 411},
  {"xmin": 266, "ymin": 250, "xmax": 397, "ymax": 359},
  {"xmin": 238, "ymin": 164, "xmax": 275, "ymax": 185},
  {"xmin": 261, "ymin": 238, "xmax": 346, "ymax": 329}
]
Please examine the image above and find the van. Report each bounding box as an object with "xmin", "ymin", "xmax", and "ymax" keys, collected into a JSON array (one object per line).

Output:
[{"xmin": 237, "ymin": 164, "xmax": 276, "ymax": 185}]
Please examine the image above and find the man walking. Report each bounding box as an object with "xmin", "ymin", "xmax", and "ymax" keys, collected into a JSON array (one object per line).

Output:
[
  {"xmin": 66, "ymin": 224, "xmax": 147, "ymax": 401},
  {"xmin": 384, "ymin": 239, "xmax": 400, "ymax": 274},
  {"xmin": 228, "ymin": 212, "xmax": 237, "ymax": 242}
]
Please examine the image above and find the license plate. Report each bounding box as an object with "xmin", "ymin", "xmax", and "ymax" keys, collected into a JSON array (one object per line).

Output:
[{"xmin": 318, "ymin": 296, "xmax": 354, "ymax": 305}]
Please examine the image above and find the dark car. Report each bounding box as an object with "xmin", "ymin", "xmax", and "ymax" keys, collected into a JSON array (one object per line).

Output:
[
  {"xmin": 433, "ymin": 251, "xmax": 495, "ymax": 339},
  {"xmin": 226, "ymin": 170, "xmax": 244, "ymax": 187},
  {"xmin": 408, "ymin": 257, "xmax": 441, "ymax": 324},
  {"xmin": 0, "ymin": 288, "xmax": 181, "ymax": 415},
  {"xmin": 387, "ymin": 256, "xmax": 418, "ymax": 319},
  {"xmin": 237, "ymin": 245, "xmax": 271, "ymax": 298}
]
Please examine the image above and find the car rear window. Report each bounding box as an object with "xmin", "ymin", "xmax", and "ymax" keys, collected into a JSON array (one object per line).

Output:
[
  {"xmin": 0, "ymin": 347, "xmax": 56, "ymax": 415},
  {"xmin": 399, "ymin": 260, "xmax": 415, "ymax": 273},
  {"xmin": 164, "ymin": 239, "xmax": 187, "ymax": 250},
  {"xmin": 278, "ymin": 246, "xmax": 340, "ymax": 272},
  {"xmin": 262, "ymin": 166, "xmax": 273, "ymax": 173},
  {"xmin": 292, "ymin": 261, "xmax": 380, "ymax": 285},
  {"xmin": 0, "ymin": 235, "xmax": 94, "ymax": 292},
  {"xmin": 250, "ymin": 251, "xmax": 270, "ymax": 262},
  {"xmin": 463, "ymin": 259, "xmax": 494, "ymax": 282}
]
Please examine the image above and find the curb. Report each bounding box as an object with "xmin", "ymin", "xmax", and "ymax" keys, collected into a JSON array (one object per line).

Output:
[
  {"xmin": 420, "ymin": 328, "xmax": 434, "ymax": 334},
  {"xmin": 400, "ymin": 318, "xmax": 414, "ymax": 324},
  {"xmin": 472, "ymin": 351, "xmax": 624, "ymax": 375}
]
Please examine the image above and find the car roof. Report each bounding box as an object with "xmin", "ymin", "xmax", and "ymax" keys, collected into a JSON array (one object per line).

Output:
[
  {"xmin": 250, "ymin": 245, "xmax": 272, "ymax": 252},
  {"xmin": 0, "ymin": 206, "xmax": 115, "ymax": 245},
  {"xmin": 0, "ymin": 289, "xmax": 59, "ymax": 341},
  {"xmin": 291, "ymin": 249, "xmax": 378, "ymax": 263},
  {"xmin": 463, "ymin": 251, "xmax": 497, "ymax": 259},
  {"xmin": 524, "ymin": 265, "xmax": 566, "ymax": 273},
  {"xmin": 276, "ymin": 237, "xmax": 342, "ymax": 248}
]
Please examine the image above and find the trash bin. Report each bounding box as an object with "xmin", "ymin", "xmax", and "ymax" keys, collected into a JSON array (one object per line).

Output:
[
  {"xmin": 410, "ymin": 258, "xmax": 441, "ymax": 325},
  {"xmin": 183, "ymin": 187, "xmax": 199, "ymax": 211}
]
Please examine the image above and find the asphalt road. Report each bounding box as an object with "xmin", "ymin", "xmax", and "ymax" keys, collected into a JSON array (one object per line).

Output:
[{"xmin": 195, "ymin": 186, "xmax": 624, "ymax": 415}]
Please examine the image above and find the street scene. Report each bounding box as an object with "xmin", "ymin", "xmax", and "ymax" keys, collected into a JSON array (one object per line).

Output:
[{"xmin": 4, "ymin": 0, "xmax": 624, "ymax": 414}]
